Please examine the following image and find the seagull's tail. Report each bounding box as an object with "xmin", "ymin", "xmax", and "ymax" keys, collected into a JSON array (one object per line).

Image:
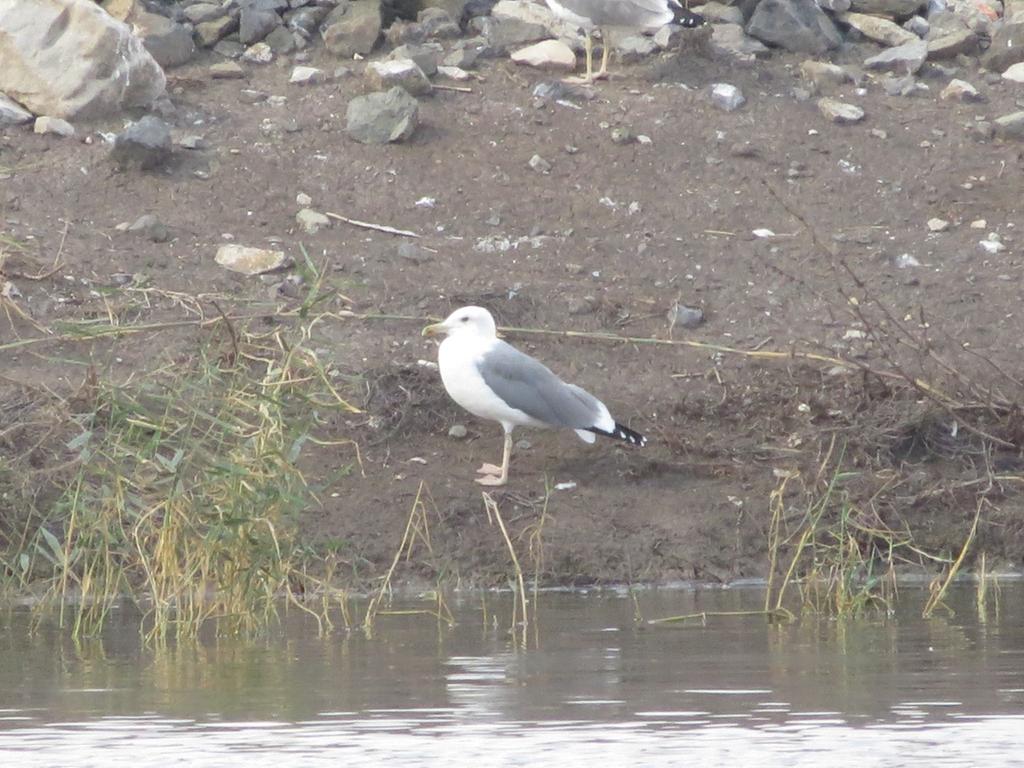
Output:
[
  {"xmin": 588, "ymin": 423, "xmax": 647, "ymax": 447},
  {"xmin": 672, "ymin": 6, "xmax": 706, "ymax": 27}
]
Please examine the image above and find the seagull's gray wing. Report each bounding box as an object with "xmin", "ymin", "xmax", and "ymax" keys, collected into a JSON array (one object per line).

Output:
[
  {"xmin": 551, "ymin": 0, "xmax": 674, "ymax": 27},
  {"xmin": 477, "ymin": 341, "xmax": 604, "ymax": 429}
]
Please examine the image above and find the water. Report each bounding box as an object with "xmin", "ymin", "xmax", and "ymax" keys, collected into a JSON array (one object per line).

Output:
[{"xmin": 1, "ymin": 586, "xmax": 1023, "ymax": 767}]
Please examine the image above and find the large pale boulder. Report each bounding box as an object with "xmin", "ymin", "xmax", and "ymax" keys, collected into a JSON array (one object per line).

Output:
[{"xmin": 0, "ymin": 0, "xmax": 166, "ymax": 119}]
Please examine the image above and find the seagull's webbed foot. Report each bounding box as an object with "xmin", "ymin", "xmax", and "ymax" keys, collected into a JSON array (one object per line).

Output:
[{"xmin": 476, "ymin": 463, "xmax": 503, "ymax": 476}]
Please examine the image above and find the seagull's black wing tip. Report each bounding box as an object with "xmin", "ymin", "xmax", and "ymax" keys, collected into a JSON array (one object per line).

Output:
[{"xmin": 588, "ymin": 423, "xmax": 647, "ymax": 447}]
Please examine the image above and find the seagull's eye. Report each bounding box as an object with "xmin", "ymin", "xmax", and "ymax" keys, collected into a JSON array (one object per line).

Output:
[{"xmin": 461, "ymin": 316, "xmax": 469, "ymax": 323}]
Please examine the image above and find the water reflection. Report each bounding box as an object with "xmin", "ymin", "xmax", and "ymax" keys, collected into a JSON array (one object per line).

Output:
[{"xmin": 0, "ymin": 586, "xmax": 1022, "ymax": 766}]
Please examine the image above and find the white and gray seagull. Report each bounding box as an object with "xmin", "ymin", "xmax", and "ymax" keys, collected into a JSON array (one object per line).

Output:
[
  {"xmin": 422, "ymin": 306, "xmax": 646, "ymax": 486},
  {"xmin": 545, "ymin": 0, "xmax": 705, "ymax": 83}
]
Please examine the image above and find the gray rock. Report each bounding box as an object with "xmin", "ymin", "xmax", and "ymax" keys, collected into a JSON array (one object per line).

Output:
[
  {"xmin": 290, "ymin": 65, "xmax": 323, "ymax": 84},
  {"xmin": 397, "ymin": 242, "xmax": 433, "ymax": 264},
  {"xmin": 448, "ymin": 423, "xmax": 468, "ymax": 439},
  {"xmin": 265, "ymin": 25, "xmax": 298, "ymax": 53},
  {"xmin": 195, "ymin": 15, "xmax": 240, "ymax": 47},
  {"xmin": 213, "ymin": 40, "xmax": 246, "ymax": 58},
  {"xmin": 242, "ymin": 42, "xmax": 275, "ymax": 63},
  {"xmin": 322, "ymin": 0, "xmax": 382, "ymax": 57},
  {"xmin": 418, "ymin": 7, "xmax": 462, "ymax": 38},
  {"xmin": 528, "ymin": 153, "xmax": 552, "ymax": 173},
  {"xmin": 926, "ymin": 29, "xmax": 977, "ymax": 59},
  {"xmin": 940, "ymin": 78, "xmax": 981, "ymax": 101},
  {"xmin": 239, "ymin": 0, "xmax": 290, "ymax": 11},
  {"xmin": 904, "ymin": 15, "xmax": 929, "ymax": 37},
  {"xmin": 994, "ymin": 111, "xmax": 1024, "ymax": 140},
  {"xmin": 183, "ymin": 3, "xmax": 224, "ymax": 24},
  {"xmin": 346, "ymin": 87, "xmax": 419, "ymax": 144},
  {"xmin": 818, "ymin": 97, "xmax": 865, "ymax": 123},
  {"xmin": 667, "ymin": 304, "xmax": 704, "ymax": 329},
  {"xmin": 110, "ymin": 116, "xmax": 173, "ymax": 171},
  {"xmin": 710, "ymin": 82, "xmax": 745, "ymax": 110},
  {"xmin": 1003, "ymin": 62, "xmax": 1024, "ymax": 82},
  {"xmin": 882, "ymin": 74, "xmax": 925, "ymax": 96},
  {"xmin": 467, "ymin": 16, "xmax": 549, "ymax": 54},
  {"xmin": 615, "ymin": 35, "xmax": 659, "ymax": 63},
  {"xmin": 982, "ymin": 23, "xmax": 1024, "ymax": 72},
  {"xmin": 839, "ymin": 12, "xmax": 917, "ymax": 46},
  {"xmin": 285, "ymin": 6, "xmax": 329, "ymax": 34},
  {"xmin": 709, "ymin": 23, "xmax": 770, "ymax": 60},
  {"xmin": 848, "ymin": 0, "xmax": 922, "ymax": 13},
  {"xmin": 179, "ymin": 134, "xmax": 206, "ymax": 149},
  {"xmin": 817, "ymin": 0, "xmax": 851, "ymax": 10},
  {"xmin": 240, "ymin": 8, "xmax": 282, "ymax": 44},
  {"xmin": 0, "ymin": 93, "xmax": 32, "ymax": 125},
  {"xmin": 210, "ymin": 60, "xmax": 246, "ymax": 78},
  {"xmin": 388, "ymin": 43, "xmax": 445, "ymax": 75},
  {"xmin": 33, "ymin": 116, "xmax": 75, "ymax": 137},
  {"xmin": 365, "ymin": 59, "xmax": 432, "ymax": 96},
  {"xmin": 239, "ymin": 88, "xmax": 269, "ymax": 103},
  {"xmin": 444, "ymin": 45, "xmax": 482, "ymax": 69},
  {"xmin": 800, "ymin": 60, "xmax": 852, "ymax": 88},
  {"xmin": 128, "ymin": 214, "xmax": 170, "ymax": 242},
  {"xmin": 136, "ymin": 12, "xmax": 196, "ymax": 69},
  {"xmin": 746, "ymin": 0, "xmax": 842, "ymax": 55},
  {"xmin": 694, "ymin": 1, "xmax": 745, "ymax": 24},
  {"xmin": 863, "ymin": 39, "xmax": 927, "ymax": 74},
  {"xmin": 296, "ymin": 208, "xmax": 330, "ymax": 234}
]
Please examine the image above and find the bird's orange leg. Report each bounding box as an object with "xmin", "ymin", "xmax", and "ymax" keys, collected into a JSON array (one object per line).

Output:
[{"xmin": 476, "ymin": 432, "xmax": 512, "ymax": 486}]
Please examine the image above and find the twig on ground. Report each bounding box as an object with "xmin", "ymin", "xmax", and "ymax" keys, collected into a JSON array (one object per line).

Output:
[{"xmin": 324, "ymin": 212, "xmax": 421, "ymax": 238}]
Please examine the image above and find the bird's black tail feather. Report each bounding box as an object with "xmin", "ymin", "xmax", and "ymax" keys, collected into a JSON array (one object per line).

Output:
[
  {"xmin": 588, "ymin": 423, "xmax": 647, "ymax": 447},
  {"xmin": 673, "ymin": 6, "xmax": 706, "ymax": 28}
]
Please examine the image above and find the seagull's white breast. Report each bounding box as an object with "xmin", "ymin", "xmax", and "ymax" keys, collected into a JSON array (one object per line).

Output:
[{"xmin": 438, "ymin": 335, "xmax": 545, "ymax": 430}]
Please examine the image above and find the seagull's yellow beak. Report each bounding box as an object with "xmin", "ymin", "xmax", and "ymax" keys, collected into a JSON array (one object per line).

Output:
[{"xmin": 421, "ymin": 322, "xmax": 444, "ymax": 337}]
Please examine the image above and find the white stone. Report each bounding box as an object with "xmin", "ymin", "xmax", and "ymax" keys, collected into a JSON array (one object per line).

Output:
[
  {"xmin": 290, "ymin": 66, "xmax": 323, "ymax": 85},
  {"xmin": 510, "ymin": 40, "xmax": 577, "ymax": 71},
  {"xmin": 1002, "ymin": 62, "xmax": 1024, "ymax": 83},
  {"xmin": 296, "ymin": 208, "xmax": 330, "ymax": 234},
  {"xmin": 365, "ymin": 59, "xmax": 432, "ymax": 96},
  {"xmin": 242, "ymin": 42, "xmax": 274, "ymax": 64},
  {"xmin": 33, "ymin": 116, "xmax": 74, "ymax": 137},
  {"xmin": 927, "ymin": 217, "xmax": 950, "ymax": 232},
  {"xmin": 817, "ymin": 97, "xmax": 865, "ymax": 123},
  {"xmin": 296, "ymin": 192, "xmax": 313, "ymax": 206},
  {"xmin": 970, "ymin": 219, "xmax": 987, "ymax": 229},
  {"xmin": 710, "ymin": 82, "xmax": 745, "ymax": 111},
  {"xmin": 215, "ymin": 245, "xmax": 287, "ymax": 275},
  {"xmin": 979, "ymin": 238, "xmax": 1006, "ymax": 253},
  {"xmin": 437, "ymin": 65, "xmax": 471, "ymax": 81},
  {"xmin": 0, "ymin": 0, "xmax": 165, "ymax": 119}
]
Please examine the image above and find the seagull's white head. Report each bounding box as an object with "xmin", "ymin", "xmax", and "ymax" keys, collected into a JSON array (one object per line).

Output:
[{"xmin": 422, "ymin": 306, "xmax": 497, "ymax": 339}]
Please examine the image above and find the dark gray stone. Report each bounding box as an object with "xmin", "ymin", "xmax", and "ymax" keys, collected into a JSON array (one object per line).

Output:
[
  {"xmin": 239, "ymin": 8, "xmax": 282, "ymax": 44},
  {"xmin": 139, "ymin": 13, "xmax": 195, "ymax": 69},
  {"xmin": 265, "ymin": 23, "xmax": 298, "ymax": 51},
  {"xmin": 466, "ymin": 16, "xmax": 549, "ymax": 55},
  {"xmin": 322, "ymin": 0, "xmax": 383, "ymax": 57},
  {"xmin": 388, "ymin": 42, "xmax": 444, "ymax": 75},
  {"xmin": 994, "ymin": 111, "xmax": 1024, "ymax": 140},
  {"xmin": 110, "ymin": 116, "xmax": 173, "ymax": 171},
  {"xmin": 982, "ymin": 22, "xmax": 1024, "ymax": 73},
  {"xmin": 346, "ymin": 87, "xmax": 419, "ymax": 144},
  {"xmin": 864, "ymin": 38, "xmax": 927, "ymax": 74},
  {"xmin": 667, "ymin": 304, "xmax": 705, "ymax": 329},
  {"xmin": 746, "ymin": 0, "xmax": 842, "ymax": 54}
]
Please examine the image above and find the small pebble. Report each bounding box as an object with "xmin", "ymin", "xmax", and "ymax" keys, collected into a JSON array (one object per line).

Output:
[{"xmin": 448, "ymin": 424, "xmax": 468, "ymax": 439}]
